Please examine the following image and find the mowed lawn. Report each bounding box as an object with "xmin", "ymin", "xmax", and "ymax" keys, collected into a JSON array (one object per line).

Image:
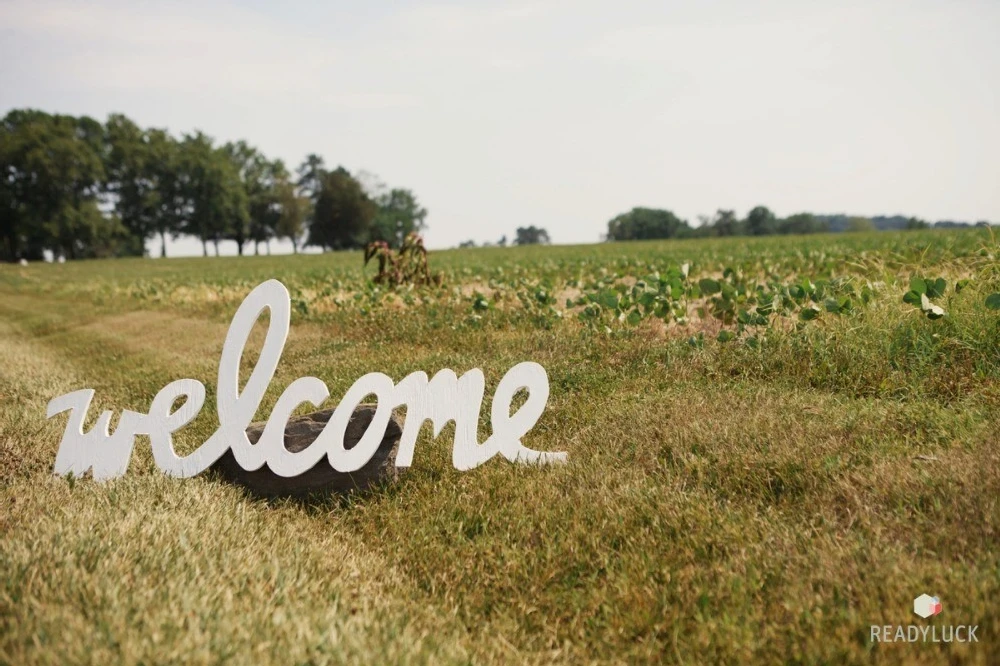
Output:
[{"xmin": 1, "ymin": 231, "xmax": 998, "ymax": 665}]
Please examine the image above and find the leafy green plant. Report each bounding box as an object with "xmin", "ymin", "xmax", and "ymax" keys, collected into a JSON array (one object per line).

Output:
[
  {"xmin": 903, "ymin": 276, "xmax": 947, "ymax": 319},
  {"xmin": 471, "ymin": 292, "xmax": 491, "ymax": 312}
]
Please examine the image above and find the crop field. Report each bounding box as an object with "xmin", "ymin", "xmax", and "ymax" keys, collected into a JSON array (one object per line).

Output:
[{"xmin": 1, "ymin": 229, "xmax": 998, "ymax": 664}]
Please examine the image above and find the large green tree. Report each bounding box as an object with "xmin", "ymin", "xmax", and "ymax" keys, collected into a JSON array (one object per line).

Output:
[
  {"xmin": 104, "ymin": 114, "xmax": 155, "ymax": 251},
  {"xmin": 307, "ymin": 167, "xmax": 375, "ymax": 251},
  {"xmin": 180, "ymin": 132, "xmax": 248, "ymax": 256},
  {"xmin": 296, "ymin": 153, "xmax": 326, "ymax": 201},
  {"xmin": 514, "ymin": 226, "xmax": 551, "ymax": 245},
  {"xmin": 255, "ymin": 160, "xmax": 291, "ymax": 255},
  {"xmin": 1, "ymin": 110, "xmax": 114, "ymax": 260},
  {"xmin": 220, "ymin": 140, "xmax": 257, "ymax": 255},
  {"xmin": 223, "ymin": 141, "xmax": 290, "ymax": 255},
  {"xmin": 745, "ymin": 205, "xmax": 777, "ymax": 236},
  {"xmin": 0, "ymin": 111, "xmax": 36, "ymax": 260},
  {"xmin": 144, "ymin": 128, "xmax": 187, "ymax": 257},
  {"xmin": 275, "ymin": 179, "xmax": 309, "ymax": 253},
  {"xmin": 708, "ymin": 209, "xmax": 742, "ymax": 236},
  {"xmin": 606, "ymin": 208, "xmax": 690, "ymax": 241},
  {"xmin": 370, "ymin": 188, "xmax": 427, "ymax": 247},
  {"xmin": 104, "ymin": 115, "xmax": 185, "ymax": 257}
]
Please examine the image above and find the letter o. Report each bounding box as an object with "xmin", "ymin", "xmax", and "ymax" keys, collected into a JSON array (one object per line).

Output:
[{"xmin": 323, "ymin": 373, "xmax": 396, "ymax": 473}]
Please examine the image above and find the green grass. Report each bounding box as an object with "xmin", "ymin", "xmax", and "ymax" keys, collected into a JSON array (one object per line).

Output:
[{"xmin": 1, "ymin": 230, "xmax": 998, "ymax": 664}]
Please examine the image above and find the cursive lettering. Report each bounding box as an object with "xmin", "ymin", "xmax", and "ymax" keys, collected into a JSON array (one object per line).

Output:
[{"xmin": 47, "ymin": 279, "xmax": 567, "ymax": 481}]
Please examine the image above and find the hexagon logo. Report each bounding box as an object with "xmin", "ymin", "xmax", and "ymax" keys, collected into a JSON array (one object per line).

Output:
[{"xmin": 913, "ymin": 594, "xmax": 942, "ymax": 618}]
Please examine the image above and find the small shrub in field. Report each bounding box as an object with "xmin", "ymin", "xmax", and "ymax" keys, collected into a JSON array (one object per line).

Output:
[{"xmin": 363, "ymin": 233, "xmax": 442, "ymax": 288}]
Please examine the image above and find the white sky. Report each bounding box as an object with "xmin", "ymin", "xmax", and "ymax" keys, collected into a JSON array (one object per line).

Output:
[{"xmin": 1, "ymin": 0, "xmax": 998, "ymax": 255}]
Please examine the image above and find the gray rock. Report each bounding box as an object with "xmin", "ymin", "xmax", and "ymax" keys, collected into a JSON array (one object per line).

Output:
[{"xmin": 211, "ymin": 404, "xmax": 402, "ymax": 499}]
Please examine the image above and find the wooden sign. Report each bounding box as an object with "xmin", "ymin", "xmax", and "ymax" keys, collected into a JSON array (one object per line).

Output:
[{"xmin": 47, "ymin": 279, "xmax": 567, "ymax": 481}]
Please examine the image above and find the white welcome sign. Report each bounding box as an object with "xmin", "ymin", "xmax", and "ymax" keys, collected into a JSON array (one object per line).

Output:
[{"xmin": 47, "ymin": 279, "xmax": 567, "ymax": 481}]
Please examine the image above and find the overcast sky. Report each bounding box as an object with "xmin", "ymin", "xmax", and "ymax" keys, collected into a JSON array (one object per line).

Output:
[{"xmin": 1, "ymin": 0, "xmax": 998, "ymax": 255}]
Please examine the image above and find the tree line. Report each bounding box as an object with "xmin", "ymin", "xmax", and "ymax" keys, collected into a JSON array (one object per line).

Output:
[
  {"xmin": 606, "ymin": 207, "xmax": 994, "ymax": 242},
  {"xmin": 1, "ymin": 108, "xmax": 427, "ymax": 261},
  {"xmin": 458, "ymin": 226, "xmax": 551, "ymax": 248}
]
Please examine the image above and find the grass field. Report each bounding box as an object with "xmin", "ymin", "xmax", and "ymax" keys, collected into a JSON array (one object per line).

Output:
[{"xmin": 1, "ymin": 229, "xmax": 998, "ymax": 665}]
